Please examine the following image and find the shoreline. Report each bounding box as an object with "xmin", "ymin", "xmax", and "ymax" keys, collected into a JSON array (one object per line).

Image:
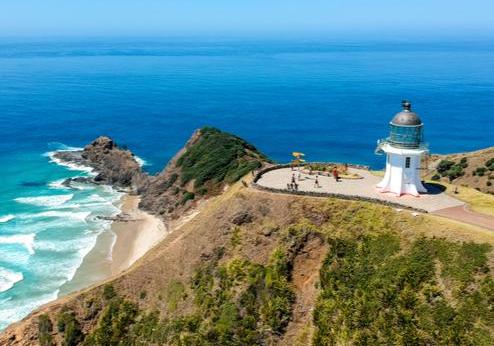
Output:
[{"xmin": 59, "ymin": 194, "xmax": 167, "ymax": 296}]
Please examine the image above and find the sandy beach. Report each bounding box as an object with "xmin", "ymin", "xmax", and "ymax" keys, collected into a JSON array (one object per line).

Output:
[
  {"xmin": 60, "ymin": 194, "xmax": 167, "ymax": 295},
  {"xmin": 110, "ymin": 195, "xmax": 167, "ymax": 274}
]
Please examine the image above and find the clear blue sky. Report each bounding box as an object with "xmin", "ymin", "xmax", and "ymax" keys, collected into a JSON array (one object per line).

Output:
[{"xmin": 1, "ymin": 0, "xmax": 493, "ymax": 38}]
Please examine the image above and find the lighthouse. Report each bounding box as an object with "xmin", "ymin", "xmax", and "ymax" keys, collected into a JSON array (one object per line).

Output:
[{"xmin": 375, "ymin": 101, "xmax": 428, "ymax": 196}]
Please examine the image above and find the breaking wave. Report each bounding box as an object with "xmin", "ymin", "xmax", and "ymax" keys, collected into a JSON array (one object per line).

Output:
[
  {"xmin": 14, "ymin": 194, "xmax": 74, "ymax": 208},
  {"xmin": 0, "ymin": 234, "xmax": 36, "ymax": 255},
  {"xmin": 44, "ymin": 144, "xmax": 95, "ymax": 176},
  {"xmin": 135, "ymin": 155, "xmax": 147, "ymax": 167},
  {"xmin": 0, "ymin": 268, "xmax": 23, "ymax": 293},
  {"xmin": 0, "ymin": 215, "xmax": 15, "ymax": 223}
]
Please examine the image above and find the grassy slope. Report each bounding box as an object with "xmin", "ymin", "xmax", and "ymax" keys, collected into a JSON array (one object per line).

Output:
[
  {"xmin": 4, "ymin": 177, "xmax": 494, "ymax": 345},
  {"xmin": 176, "ymin": 127, "xmax": 269, "ymax": 194}
]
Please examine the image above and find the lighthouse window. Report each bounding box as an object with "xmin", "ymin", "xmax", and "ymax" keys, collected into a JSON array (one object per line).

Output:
[{"xmin": 405, "ymin": 157, "xmax": 411, "ymax": 168}]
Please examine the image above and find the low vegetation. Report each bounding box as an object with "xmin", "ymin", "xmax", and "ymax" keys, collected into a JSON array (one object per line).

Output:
[
  {"xmin": 314, "ymin": 233, "xmax": 494, "ymax": 345},
  {"xmin": 37, "ymin": 314, "xmax": 53, "ymax": 346},
  {"xmin": 57, "ymin": 308, "xmax": 83, "ymax": 346},
  {"xmin": 177, "ymin": 127, "xmax": 268, "ymax": 194},
  {"xmin": 60, "ymin": 241, "xmax": 298, "ymax": 345},
  {"xmin": 432, "ymin": 158, "xmax": 468, "ymax": 182},
  {"xmin": 428, "ymin": 148, "xmax": 494, "ymax": 193}
]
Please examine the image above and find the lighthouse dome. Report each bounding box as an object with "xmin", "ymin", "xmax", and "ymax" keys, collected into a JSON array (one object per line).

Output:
[
  {"xmin": 391, "ymin": 103, "xmax": 422, "ymax": 126},
  {"xmin": 387, "ymin": 100, "xmax": 424, "ymax": 149}
]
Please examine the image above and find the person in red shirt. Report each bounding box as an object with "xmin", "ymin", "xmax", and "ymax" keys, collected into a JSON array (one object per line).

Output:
[{"xmin": 332, "ymin": 167, "xmax": 340, "ymax": 182}]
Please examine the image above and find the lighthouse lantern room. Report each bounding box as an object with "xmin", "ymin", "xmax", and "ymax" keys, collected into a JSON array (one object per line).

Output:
[{"xmin": 375, "ymin": 101, "xmax": 428, "ymax": 196}]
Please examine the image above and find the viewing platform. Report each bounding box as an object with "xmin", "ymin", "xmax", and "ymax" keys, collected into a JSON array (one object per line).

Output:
[{"xmin": 253, "ymin": 165, "xmax": 464, "ymax": 213}]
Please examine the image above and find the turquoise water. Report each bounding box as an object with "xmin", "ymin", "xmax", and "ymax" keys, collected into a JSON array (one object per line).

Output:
[
  {"xmin": 0, "ymin": 38, "xmax": 494, "ymax": 329},
  {"xmin": 0, "ymin": 146, "xmax": 122, "ymax": 329}
]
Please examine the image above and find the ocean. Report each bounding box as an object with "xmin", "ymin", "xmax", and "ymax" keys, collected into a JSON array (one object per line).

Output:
[{"xmin": 0, "ymin": 37, "xmax": 493, "ymax": 329}]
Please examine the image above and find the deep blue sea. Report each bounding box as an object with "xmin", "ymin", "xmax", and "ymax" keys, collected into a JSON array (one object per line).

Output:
[{"xmin": 0, "ymin": 37, "xmax": 493, "ymax": 329}]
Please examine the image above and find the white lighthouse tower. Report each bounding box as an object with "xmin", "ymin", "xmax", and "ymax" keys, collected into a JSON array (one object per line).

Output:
[{"xmin": 375, "ymin": 101, "xmax": 428, "ymax": 197}]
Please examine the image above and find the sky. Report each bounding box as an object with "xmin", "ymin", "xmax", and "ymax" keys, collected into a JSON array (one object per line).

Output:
[{"xmin": 1, "ymin": 0, "xmax": 493, "ymax": 38}]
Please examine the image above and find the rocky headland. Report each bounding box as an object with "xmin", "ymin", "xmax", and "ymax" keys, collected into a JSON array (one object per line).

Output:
[{"xmin": 55, "ymin": 127, "xmax": 269, "ymax": 220}]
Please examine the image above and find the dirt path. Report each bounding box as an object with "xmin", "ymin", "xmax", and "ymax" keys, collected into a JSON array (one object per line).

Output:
[{"xmin": 432, "ymin": 205, "xmax": 494, "ymax": 232}]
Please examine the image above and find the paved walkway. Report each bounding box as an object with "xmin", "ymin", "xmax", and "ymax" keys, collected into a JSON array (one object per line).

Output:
[
  {"xmin": 432, "ymin": 205, "xmax": 494, "ymax": 232},
  {"xmin": 256, "ymin": 167, "xmax": 464, "ymax": 213}
]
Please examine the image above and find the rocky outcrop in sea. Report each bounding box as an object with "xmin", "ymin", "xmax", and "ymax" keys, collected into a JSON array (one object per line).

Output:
[{"xmin": 54, "ymin": 136, "xmax": 146, "ymax": 190}]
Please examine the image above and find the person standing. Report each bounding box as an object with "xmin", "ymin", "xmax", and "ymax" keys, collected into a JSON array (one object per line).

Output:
[{"xmin": 332, "ymin": 167, "xmax": 339, "ymax": 182}]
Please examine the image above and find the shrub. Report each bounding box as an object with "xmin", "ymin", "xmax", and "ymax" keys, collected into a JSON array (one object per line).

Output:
[
  {"xmin": 446, "ymin": 165, "xmax": 464, "ymax": 182},
  {"xmin": 57, "ymin": 310, "xmax": 83, "ymax": 346},
  {"xmin": 84, "ymin": 298, "xmax": 138, "ymax": 345},
  {"xmin": 486, "ymin": 158, "xmax": 494, "ymax": 171},
  {"xmin": 165, "ymin": 281, "xmax": 186, "ymax": 312},
  {"xmin": 437, "ymin": 160, "xmax": 455, "ymax": 176},
  {"xmin": 38, "ymin": 314, "xmax": 53, "ymax": 346},
  {"xmin": 102, "ymin": 284, "xmax": 116, "ymax": 301},
  {"xmin": 436, "ymin": 160, "xmax": 465, "ymax": 182},
  {"xmin": 431, "ymin": 174, "xmax": 441, "ymax": 181},
  {"xmin": 487, "ymin": 181, "xmax": 492, "ymax": 187},
  {"xmin": 476, "ymin": 167, "xmax": 487, "ymax": 176},
  {"xmin": 181, "ymin": 191, "xmax": 195, "ymax": 205}
]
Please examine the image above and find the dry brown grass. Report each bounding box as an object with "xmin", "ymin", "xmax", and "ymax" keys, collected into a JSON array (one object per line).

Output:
[{"xmin": 426, "ymin": 179, "xmax": 494, "ymax": 217}]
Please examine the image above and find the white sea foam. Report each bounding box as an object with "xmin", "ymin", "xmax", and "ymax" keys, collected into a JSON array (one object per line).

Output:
[
  {"xmin": 44, "ymin": 146, "xmax": 96, "ymax": 176},
  {"xmin": 0, "ymin": 289, "xmax": 60, "ymax": 331},
  {"xmin": 15, "ymin": 194, "xmax": 74, "ymax": 207},
  {"xmin": 46, "ymin": 143, "xmax": 83, "ymax": 152},
  {"xmin": 48, "ymin": 153, "xmax": 95, "ymax": 175},
  {"xmin": 84, "ymin": 194, "xmax": 107, "ymax": 203},
  {"xmin": 135, "ymin": 155, "xmax": 147, "ymax": 167},
  {"xmin": 0, "ymin": 214, "xmax": 15, "ymax": 223},
  {"xmin": 49, "ymin": 178, "xmax": 97, "ymax": 192},
  {"xmin": 0, "ymin": 267, "xmax": 24, "ymax": 293},
  {"xmin": 32, "ymin": 210, "xmax": 91, "ymax": 222},
  {"xmin": 0, "ymin": 234, "xmax": 35, "ymax": 255},
  {"xmin": 47, "ymin": 179, "xmax": 68, "ymax": 190}
]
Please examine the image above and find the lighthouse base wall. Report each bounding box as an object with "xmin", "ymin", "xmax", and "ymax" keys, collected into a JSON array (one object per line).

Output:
[{"xmin": 376, "ymin": 151, "xmax": 426, "ymax": 197}]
